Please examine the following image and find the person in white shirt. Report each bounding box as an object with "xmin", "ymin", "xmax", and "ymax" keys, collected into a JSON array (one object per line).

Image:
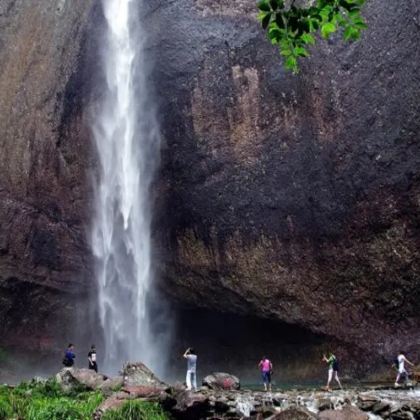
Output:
[
  {"xmin": 395, "ymin": 351, "xmax": 414, "ymax": 387},
  {"xmin": 183, "ymin": 347, "xmax": 197, "ymax": 391}
]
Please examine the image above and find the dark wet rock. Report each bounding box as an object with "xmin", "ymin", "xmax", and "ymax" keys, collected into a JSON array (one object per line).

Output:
[
  {"xmin": 389, "ymin": 408, "xmax": 415, "ymax": 420},
  {"xmin": 203, "ymin": 373, "xmax": 240, "ymax": 391},
  {"xmin": 55, "ymin": 368, "xmax": 107, "ymax": 392},
  {"xmin": 0, "ymin": 0, "xmax": 100, "ymax": 357},
  {"xmin": 357, "ymin": 394, "xmax": 380, "ymax": 411},
  {"xmin": 122, "ymin": 362, "xmax": 168, "ymax": 389},
  {"xmin": 318, "ymin": 398, "xmax": 334, "ymax": 411},
  {"xmin": 0, "ymin": 0, "xmax": 420, "ymax": 382},
  {"xmin": 268, "ymin": 407, "xmax": 317, "ymax": 419},
  {"xmin": 318, "ymin": 405, "xmax": 369, "ymax": 420},
  {"xmin": 170, "ymin": 390, "xmax": 211, "ymax": 419},
  {"xmin": 372, "ymin": 400, "xmax": 391, "ymax": 414},
  {"xmin": 152, "ymin": 0, "xmax": 420, "ymax": 373}
]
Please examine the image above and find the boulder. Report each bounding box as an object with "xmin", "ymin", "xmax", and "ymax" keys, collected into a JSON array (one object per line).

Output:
[
  {"xmin": 268, "ymin": 407, "xmax": 317, "ymax": 419},
  {"xmin": 55, "ymin": 368, "xmax": 107, "ymax": 392},
  {"xmin": 121, "ymin": 385, "xmax": 164, "ymax": 399},
  {"xmin": 170, "ymin": 390, "xmax": 211, "ymax": 420},
  {"xmin": 317, "ymin": 398, "xmax": 334, "ymax": 411},
  {"xmin": 122, "ymin": 362, "xmax": 167, "ymax": 389},
  {"xmin": 357, "ymin": 394, "xmax": 380, "ymax": 411},
  {"xmin": 202, "ymin": 373, "xmax": 240, "ymax": 391},
  {"xmin": 372, "ymin": 400, "xmax": 391, "ymax": 415},
  {"xmin": 98, "ymin": 376, "xmax": 124, "ymax": 395},
  {"xmin": 318, "ymin": 405, "xmax": 369, "ymax": 420}
]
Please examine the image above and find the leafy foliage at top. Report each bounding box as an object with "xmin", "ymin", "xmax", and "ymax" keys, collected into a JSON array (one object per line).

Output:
[{"xmin": 257, "ymin": 0, "xmax": 367, "ymax": 72}]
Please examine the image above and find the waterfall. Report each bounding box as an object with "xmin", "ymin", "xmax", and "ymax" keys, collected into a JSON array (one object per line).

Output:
[{"xmin": 91, "ymin": 0, "xmax": 165, "ymax": 375}]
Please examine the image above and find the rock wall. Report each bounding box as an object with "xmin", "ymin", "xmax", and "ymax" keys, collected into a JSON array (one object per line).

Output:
[
  {"xmin": 0, "ymin": 0, "xmax": 98, "ymax": 352},
  {"xmin": 148, "ymin": 0, "xmax": 420, "ymax": 370},
  {"xmin": 0, "ymin": 0, "xmax": 419, "ymax": 379}
]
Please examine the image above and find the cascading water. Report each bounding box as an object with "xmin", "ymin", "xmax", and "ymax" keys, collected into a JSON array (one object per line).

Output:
[{"xmin": 91, "ymin": 0, "xmax": 165, "ymax": 375}]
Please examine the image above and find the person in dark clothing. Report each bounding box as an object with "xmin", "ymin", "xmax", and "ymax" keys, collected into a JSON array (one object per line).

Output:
[
  {"xmin": 88, "ymin": 345, "xmax": 98, "ymax": 372},
  {"xmin": 63, "ymin": 344, "xmax": 76, "ymax": 367}
]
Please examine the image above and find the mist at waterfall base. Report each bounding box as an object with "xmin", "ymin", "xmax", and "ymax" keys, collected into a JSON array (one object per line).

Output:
[{"xmin": 90, "ymin": 0, "xmax": 171, "ymax": 378}]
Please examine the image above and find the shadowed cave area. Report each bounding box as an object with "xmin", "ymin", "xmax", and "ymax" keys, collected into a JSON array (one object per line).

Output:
[{"xmin": 166, "ymin": 307, "xmax": 372, "ymax": 385}]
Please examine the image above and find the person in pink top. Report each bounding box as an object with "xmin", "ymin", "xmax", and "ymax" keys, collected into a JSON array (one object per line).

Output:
[{"xmin": 258, "ymin": 356, "xmax": 273, "ymax": 391}]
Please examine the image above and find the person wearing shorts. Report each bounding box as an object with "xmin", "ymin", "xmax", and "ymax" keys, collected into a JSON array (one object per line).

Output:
[
  {"xmin": 258, "ymin": 356, "xmax": 273, "ymax": 392},
  {"xmin": 323, "ymin": 352, "xmax": 342, "ymax": 391}
]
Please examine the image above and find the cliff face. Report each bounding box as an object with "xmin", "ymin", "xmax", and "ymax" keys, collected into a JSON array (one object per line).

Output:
[
  {"xmin": 149, "ymin": 0, "xmax": 420, "ymax": 366},
  {"xmin": 0, "ymin": 0, "xmax": 98, "ymax": 350},
  {"xmin": 0, "ymin": 0, "xmax": 419, "ymax": 377}
]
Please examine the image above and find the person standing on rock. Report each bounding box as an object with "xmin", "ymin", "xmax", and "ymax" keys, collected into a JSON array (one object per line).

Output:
[
  {"xmin": 395, "ymin": 351, "xmax": 415, "ymax": 387},
  {"xmin": 88, "ymin": 345, "xmax": 98, "ymax": 372},
  {"xmin": 63, "ymin": 343, "xmax": 76, "ymax": 368},
  {"xmin": 183, "ymin": 347, "xmax": 198, "ymax": 391},
  {"xmin": 322, "ymin": 352, "xmax": 342, "ymax": 391},
  {"xmin": 258, "ymin": 356, "xmax": 273, "ymax": 392}
]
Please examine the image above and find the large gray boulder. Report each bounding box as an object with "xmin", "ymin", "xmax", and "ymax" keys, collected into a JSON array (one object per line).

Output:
[
  {"xmin": 122, "ymin": 362, "xmax": 168, "ymax": 389},
  {"xmin": 56, "ymin": 368, "xmax": 107, "ymax": 392},
  {"xmin": 202, "ymin": 372, "xmax": 240, "ymax": 391}
]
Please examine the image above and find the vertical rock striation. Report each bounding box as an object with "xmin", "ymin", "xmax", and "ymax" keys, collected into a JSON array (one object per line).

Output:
[
  {"xmin": 148, "ymin": 0, "xmax": 420, "ymax": 370},
  {"xmin": 0, "ymin": 0, "xmax": 98, "ymax": 351}
]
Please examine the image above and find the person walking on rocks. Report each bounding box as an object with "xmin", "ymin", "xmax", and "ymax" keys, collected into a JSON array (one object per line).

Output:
[
  {"xmin": 258, "ymin": 356, "xmax": 273, "ymax": 392},
  {"xmin": 63, "ymin": 343, "xmax": 76, "ymax": 368},
  {"xmin": 183, "ymin": 347, "xmax": 197, "ymax": 391},
  {"xmin": 88, "ymin": 345, "xmax": 98, "ymax": 372},
  {"xmin": 394, "ymin": 351, "xmax": 414, "ymax": 387},
  {"xmin": 322, "ymin": 352, "xmax": 342, "ymax": 391}
]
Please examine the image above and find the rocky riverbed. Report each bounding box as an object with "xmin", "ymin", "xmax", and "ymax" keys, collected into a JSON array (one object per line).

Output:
[{"xmin": 51, "ymin": 363, "xmax": 420, "ymax": 419}]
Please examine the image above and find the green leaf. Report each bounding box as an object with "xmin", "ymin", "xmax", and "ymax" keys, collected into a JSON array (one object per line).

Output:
[
  {"xmin": 257, "ymin": 0, "xmax": 271, "ymax": 12},
  {"xmin": 321, "ymin": 22, "xmax": 336, "ymax": 38},
  {"xmin": 301, "ymin": 33, "xmax": 315, "ymax": 45},
  {"xmin": 343, "ymin": 25, "xmax": 360, "ymax": 40},
  {"xmin": 262, "ymin": 13, "xmax": 272, "ymax": 29},
  {"xmin": 275, "ymin": 12, "xmax": 285, "ymax": 28},
  {"xmin": 270, "ymin": 0, "xmax": 278, "ymax": 11},
  {"xmin": 285, "ymin": 56, "xmax": 298, "ymax": 72},
  {"xmin": 294, "ymin": 46, "xmax": 309, "ymax": 57}
]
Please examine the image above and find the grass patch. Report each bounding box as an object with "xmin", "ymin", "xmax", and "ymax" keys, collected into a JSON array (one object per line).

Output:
[
  {"xmin": 0, "ymin": 380, "xmax": 104, "ymax": 420},
  {"xmin": 102, "ymin": 400, "xmax": 170, "ymax": 420}
]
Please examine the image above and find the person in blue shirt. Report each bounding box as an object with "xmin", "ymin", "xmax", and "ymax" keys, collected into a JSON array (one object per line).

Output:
[{"xmin": 63, "ymin": 343, "xmax": 76, "ymax": 367}]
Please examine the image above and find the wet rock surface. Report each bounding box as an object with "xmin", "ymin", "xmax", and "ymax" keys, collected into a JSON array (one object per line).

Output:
[
  {"xmin": 203, "ymin": 372, "xmax": 241, "ymax": 391},
  {"xmin": 96, "ymin": 383, "xmax": 420, "ymax": 419},
  {"xmin": 0, "ymin": 0, "xmax": 420, "ymax": 381},
  {"xmin": 150, "ymin": 0, "xmax": 420, "ymax": 370},
  {"xmin": 0, "ymin": 0, "xmax": 100, "ymax": 355}
]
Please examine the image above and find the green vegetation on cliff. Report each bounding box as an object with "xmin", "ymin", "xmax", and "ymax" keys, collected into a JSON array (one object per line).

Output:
[{"xmin": 257, "ymin": 0, "xmax": 367, "ymax": 72}]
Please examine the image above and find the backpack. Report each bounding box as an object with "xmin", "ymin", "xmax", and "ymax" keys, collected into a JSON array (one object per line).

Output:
[
  {"xmin": 62, "ymin": 356, "xmax": 73, "ymax": 367},
  {"xmin": 332, "ymin": 357, "xmax": 339, "ymax": 371},
  {"xmin": 393, "ymin": 358, "xmax": 399, "ymax": 369}
]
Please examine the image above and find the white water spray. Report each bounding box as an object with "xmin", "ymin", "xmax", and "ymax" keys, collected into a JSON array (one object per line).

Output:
[{"xmin": 91, "ymin": 0, "xmax": 164, "ymax": 375}]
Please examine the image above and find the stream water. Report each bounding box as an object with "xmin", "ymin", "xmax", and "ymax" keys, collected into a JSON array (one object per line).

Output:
[{"xmin": 91, "ymin": 0, "xmax": 165, "ymax": 375}]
